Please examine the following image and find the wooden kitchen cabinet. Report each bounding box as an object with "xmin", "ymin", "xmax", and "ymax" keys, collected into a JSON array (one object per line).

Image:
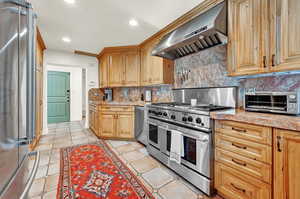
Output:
[
  {"xmin": 109, "ymin": 52, "xmax": 124, "ymax": 87},
  {"xmin": 124, "ymin": 50, "xmax": 140, "ymax": 86},
  {"xmin": 271, "ymin": 0, "xmax": 300, "ymax": 72},
  {"xmin": 31, "ymin": 28, "xmax": 46, "ymax": 150},
  {"xmin": 116, "ymin": 113, "xmax": 134, "ymax": 139},
  {"xmin": 98, "ymin": 46, "xmax": 140, "ymax": 87},
  {"xmin": 140, "ymin": 39, "xmax": 174, "ymax": 86},
  {"xmin": 228, "ymin": 0, "xmax": 269, "ymax": 75},
  {"xmin": 99, "ymin": 112, "xmax": 115, "ymax": 138},
  {"xmin": 273, "ymin": 128, "xmax": 300, "ymax": 199},
  {"xmin": 96, "ymin": 105, "xmax": 135, "ymax": 140},
  {"xmin": 215, "ymin": 120, "xmax": 272, "ymax": 199},
  {"xmin": 228, "ymin": 0, "xmax": 300, "ymax": 75},
  {"xmin": 99, "ymin": 54, "xmax": 109, "ymax": 88}
]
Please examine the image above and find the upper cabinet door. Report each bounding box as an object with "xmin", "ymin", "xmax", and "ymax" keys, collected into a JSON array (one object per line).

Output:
[
  {"xmin": 109, "ymin": 53, "xmax": 124, "ymax": 87},
  {"xmin": 99, "ymin": 55, "xmax": 109, "ymax": 88},
  {"xmin": 274, "ymin": 129, "xmax": 300, "ymax": 199},
  {"xmin": 124, "ymin": 51, "xmax": 140, "ymax": 86},
  {"xmin": 273, "ymin": 0, "xmax": 300, "ymax": 71},
  {"xmin": 140, "ymin": 47, "xmax": 151, "ymax": 86},
  {"xmin": 228, "ymin": 0, "xmax": 269, "ymax": 76}
]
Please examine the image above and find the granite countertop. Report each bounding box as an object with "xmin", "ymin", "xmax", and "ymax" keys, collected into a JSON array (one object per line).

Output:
[
  {"xmin": 89, "ymin": 100, "xmax": 145, "ymax": 106},
  {"xmin": 211, "ymin": 109, "xmax": 300, "ymax": 132}
]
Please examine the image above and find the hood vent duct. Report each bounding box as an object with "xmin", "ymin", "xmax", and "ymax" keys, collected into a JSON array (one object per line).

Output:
[{"xmin": 152, "ymin": 1, "xmax": 227, "ymax": 60}]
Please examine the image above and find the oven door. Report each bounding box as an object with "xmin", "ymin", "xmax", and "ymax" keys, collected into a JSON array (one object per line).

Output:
[
  {"xmin": 181, "ymin": 128, "xmax": 211, "ymax": 178},
  {"xmin": 163, "ymin": 123, "xmax": 212, "ymax": 178}
]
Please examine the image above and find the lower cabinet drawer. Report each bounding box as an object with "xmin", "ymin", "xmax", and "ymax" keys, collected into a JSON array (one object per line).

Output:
[
  {"xmin": 215, "ymin": 133, "xmax": 272, "ymax": 164},
  {"xmin": 215, "ymin": 148, "xmax": 272, "ymax": 183},
  {"xmin": 215, "ymin": 162, "xmax": 271, "ymax": 199}
]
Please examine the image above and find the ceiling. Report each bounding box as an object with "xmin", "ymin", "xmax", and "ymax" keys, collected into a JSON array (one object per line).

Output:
[{"xmin": 28, "ymin": 0, "xmax": 203, "ymax": 54}]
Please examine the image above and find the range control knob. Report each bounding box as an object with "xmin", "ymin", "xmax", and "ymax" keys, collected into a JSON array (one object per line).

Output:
[
  {"xmin": 163, "ymin": 112, "xmax": 168, "ymax": 116},
  {"xmin": 158, "ymin": 112, "xmax": 162, "ymax": 116},
  {"xmin": 171, "ymin": 115, "xmax": 176, "ymax": 120},
  {"xmin": 196, "ymin": 118, "xmax": 202, "ymax": 124},
  {"xmin": 182, "ymin": 117, "xmax": 187, "ymax": 122},
  {"xmin": 188, "ymin": 116, "xmax": 193, "ymax": 122}
]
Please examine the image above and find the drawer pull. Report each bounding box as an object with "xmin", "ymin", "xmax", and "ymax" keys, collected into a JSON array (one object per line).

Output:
[
  {"xmin": 232, "ymin": 127, "xmax": 247, "ymax": 133},
  {"xmin": 232, "ymin": 158, "xmax": 247, "ymax": 167},
  {"xmin": 230, "ymin": 183, "xmax": 246, "ymax": 193},
  {"xmin": 277, "ymin": 136, "xmax": 282, "ymax": 152},
  {"xmin": 232, "ymin": 143, "xmax": 247, "ymax": 150}
]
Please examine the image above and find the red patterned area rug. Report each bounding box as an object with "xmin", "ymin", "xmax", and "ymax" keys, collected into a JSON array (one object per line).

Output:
[{"xmin": 57, "ymin": 140, "xmax": 154, "ymax": 199}]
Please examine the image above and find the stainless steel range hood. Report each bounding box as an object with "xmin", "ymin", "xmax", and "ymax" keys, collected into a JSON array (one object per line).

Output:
[{"xmin": 152, "ymin": 1, "xmax": 227, "ymax": 60}]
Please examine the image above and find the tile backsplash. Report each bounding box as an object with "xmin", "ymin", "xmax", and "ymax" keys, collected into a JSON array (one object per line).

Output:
[
  {"xmin": 112, "ymin": 85, "xmax": 173, "ymax": 103},
  {"xmin": 96, "ymin": 45, "xmax": 300, "ymax": 107}
]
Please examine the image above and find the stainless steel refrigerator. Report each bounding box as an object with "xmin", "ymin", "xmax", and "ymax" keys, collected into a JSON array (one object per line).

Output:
[{"xmin": 0, "ymin": 0, "xmax": 39, "ymax": 198}]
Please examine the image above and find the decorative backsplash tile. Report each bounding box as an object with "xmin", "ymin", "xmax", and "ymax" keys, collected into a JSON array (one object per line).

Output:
[
  {"xmin": 112, "ymin": 85, "xmax": 173, "ymax": 103},
  {"xmin": 93, "ymin": 45, "xmax": 300, "ymax": 107},
  {"xmin": 174, "ymin": 46, "xmax": 239, "ymax": 88}
]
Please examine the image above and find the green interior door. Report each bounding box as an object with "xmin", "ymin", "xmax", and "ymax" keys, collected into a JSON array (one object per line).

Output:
[{"xmin": 47, "ymin": 71, "xmax": 70, "ymax": 124}]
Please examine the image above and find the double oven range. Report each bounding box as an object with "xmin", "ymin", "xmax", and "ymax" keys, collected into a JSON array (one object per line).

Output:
[{"xmin": 145, "ymin": 87, "xmax": 237, "ymax": 196}]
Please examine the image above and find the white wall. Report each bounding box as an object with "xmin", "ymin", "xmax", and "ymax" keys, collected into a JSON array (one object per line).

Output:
[
  {"xmin": 43, "ymin": 50, "xmax": 99, "ymax": 134},
  {"xmin": 47, "ymin": 66, "xmax": 82, "ymax": 121}
]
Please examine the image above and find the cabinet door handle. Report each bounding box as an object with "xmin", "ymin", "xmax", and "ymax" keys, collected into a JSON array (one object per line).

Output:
[
  {"xmin": 277, "ymin": 136, "xmax": 282, "ymax": 152},
  {"xmin": 232, "ymin": 158, "xmax": 247, "ymax": 167},
  {"xmin": 232, "ymin": 143, "xmax": 247, "ymax": 150},
  {"xmin": 230, "ymin": 183, "xmax": 246, "ymax": 193},
  {"xmin": 232, "ymin": 127, "xmax": 247, "ymax": 133},
  {"xmin": 272, "ymin": 54, "xmax": 276, "ymax": 67},
  {"xmin": 263, "ymin": 56, "xmax": 267, "ymax": 68}
]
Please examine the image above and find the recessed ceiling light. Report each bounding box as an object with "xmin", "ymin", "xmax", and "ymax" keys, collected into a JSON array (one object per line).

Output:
[
  {"xmin": 129, "ymin": 19, "xmax": 139, "ymax": 27},
  {"xmin": 64, "ymin": 0, "xmax": 75, "ymax": 4},
  {"xmin": 62, "ymin": 37, "xmax": 71, "ymax": 43}
]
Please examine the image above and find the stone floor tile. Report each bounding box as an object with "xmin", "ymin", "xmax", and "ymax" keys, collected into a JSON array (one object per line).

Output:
[
  {"xmin": 139, "ymin": 147, "xmax": 149, "ymax": 156},
  {"xmin": 109, "ymin": 140, "xmax": 129, "ymax": 148},
  {"xmin": 122, "ymin": 150, "xmax": 146, "ymax": 162},
  {"xmin": 142, "ymin": 167, "xmax": 174, "ymax": 189},
  {"xmin": 42, "ymin": 190, "xmax": 57, "ymax": 199},
  {"xmin": 44, "ymin": 174, "xmax": 59, "ymax": 192},
  {"xmin": 158, "ymin": 180, "xmax": 198, "ymax": 199},
  {"xmin": 115, "ymin": 143, "xmax": 143, "ymax": 154},
  {"xmin": 130, "ymin": 156, "xmax": 160, "ymax": 173},
  {"xmin": 28, "ymin": 178, "xmax": 45, "ymax": 197},
  {"xmin": 36, "ymin": 144, "xmax": 52, "ymax": 151},
  {"xmin": 35, "ymin": 165, "xmax": 48, "ymax": 179},
  {"xmin": 48, "ymin": 163, "xmax": 59, "ymax": 175}
]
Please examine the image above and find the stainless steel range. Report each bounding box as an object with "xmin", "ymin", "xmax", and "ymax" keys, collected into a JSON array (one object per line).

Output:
[{"xmin": 146, "ymin": 87, "xmax": 237, "ymax": 196}]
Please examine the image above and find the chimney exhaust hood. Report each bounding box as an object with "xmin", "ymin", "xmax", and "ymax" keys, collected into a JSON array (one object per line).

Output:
[{"xmin": 152, "ymin": 1, "xmax": 227, "ymax": 60}]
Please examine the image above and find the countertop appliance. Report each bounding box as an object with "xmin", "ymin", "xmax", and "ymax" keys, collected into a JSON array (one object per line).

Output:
[
  {"xmin": 134, "ymin": 106, "xmax": 147, "ymax": 145},
  {"xmin": 0, "ymin": 0, "xmax": 39, "ymax": 198},
  {"xmin": 146, "ymin": 87, "xmax": 237, "ymax": 196},
  {"xmin": 104, "ymin": 89, "xmax": 113, "ymax": 102},
  {"xmin": 152, "ymin": 1, "xmax": 227, "ymax": 60},
  {"xmin": 244, "ymin": 91, "xmax": 300, "ymax": 115}
]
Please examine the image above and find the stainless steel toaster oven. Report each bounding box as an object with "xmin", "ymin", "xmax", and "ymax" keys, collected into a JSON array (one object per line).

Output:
[{"xmin": 244, "ymin": 91, "xmax": 300, "ymax": 115}]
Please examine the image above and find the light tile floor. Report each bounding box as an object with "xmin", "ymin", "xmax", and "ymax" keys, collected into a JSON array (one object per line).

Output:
[{"xmin": 28, "ymin": 121, "xmax": 221, "ymax": 199}]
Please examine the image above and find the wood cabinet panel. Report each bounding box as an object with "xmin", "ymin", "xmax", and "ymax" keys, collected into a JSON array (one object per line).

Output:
[
  {"xmin": 99, "ymin": 55, "xmax": 109, "ymax": 88},
  {"xmin": 215, "ymin": 133, "xmax": 272, "ymax": 164},
  {"xmin": 124, "ymin": 51, "xmax": 140, "ymax": 86},
  {"xmin": 215, "ymin": 148, "xmax": 272, "ymax": 183},
  {"xmin": 274, "ymin": 129, "xmax": 300, "ymax": 199},
  {"xmin": 228, "ymin": 0, "xmax": 268, "ymax": 75},
  {"xmin": 109, "ymin": 53, "xmax": 124, "ymax": 87},
  {"xmin": 100, "ymin": 112, "xmax": 115, "ymax": 138},
  {"xmin": 215, "ymin": 120, "xmax": 272, "ymax": 145},
  {"xmin": 215, "ymin": 162, "xmax": 271, "ymax": 199},
  {"xmin": 273, "ymin": 0, "xmax": 300, "ymax": 71},
  {"xmin": 116, "ymin": 113, "xmax": 134, "ymax": 139}
]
